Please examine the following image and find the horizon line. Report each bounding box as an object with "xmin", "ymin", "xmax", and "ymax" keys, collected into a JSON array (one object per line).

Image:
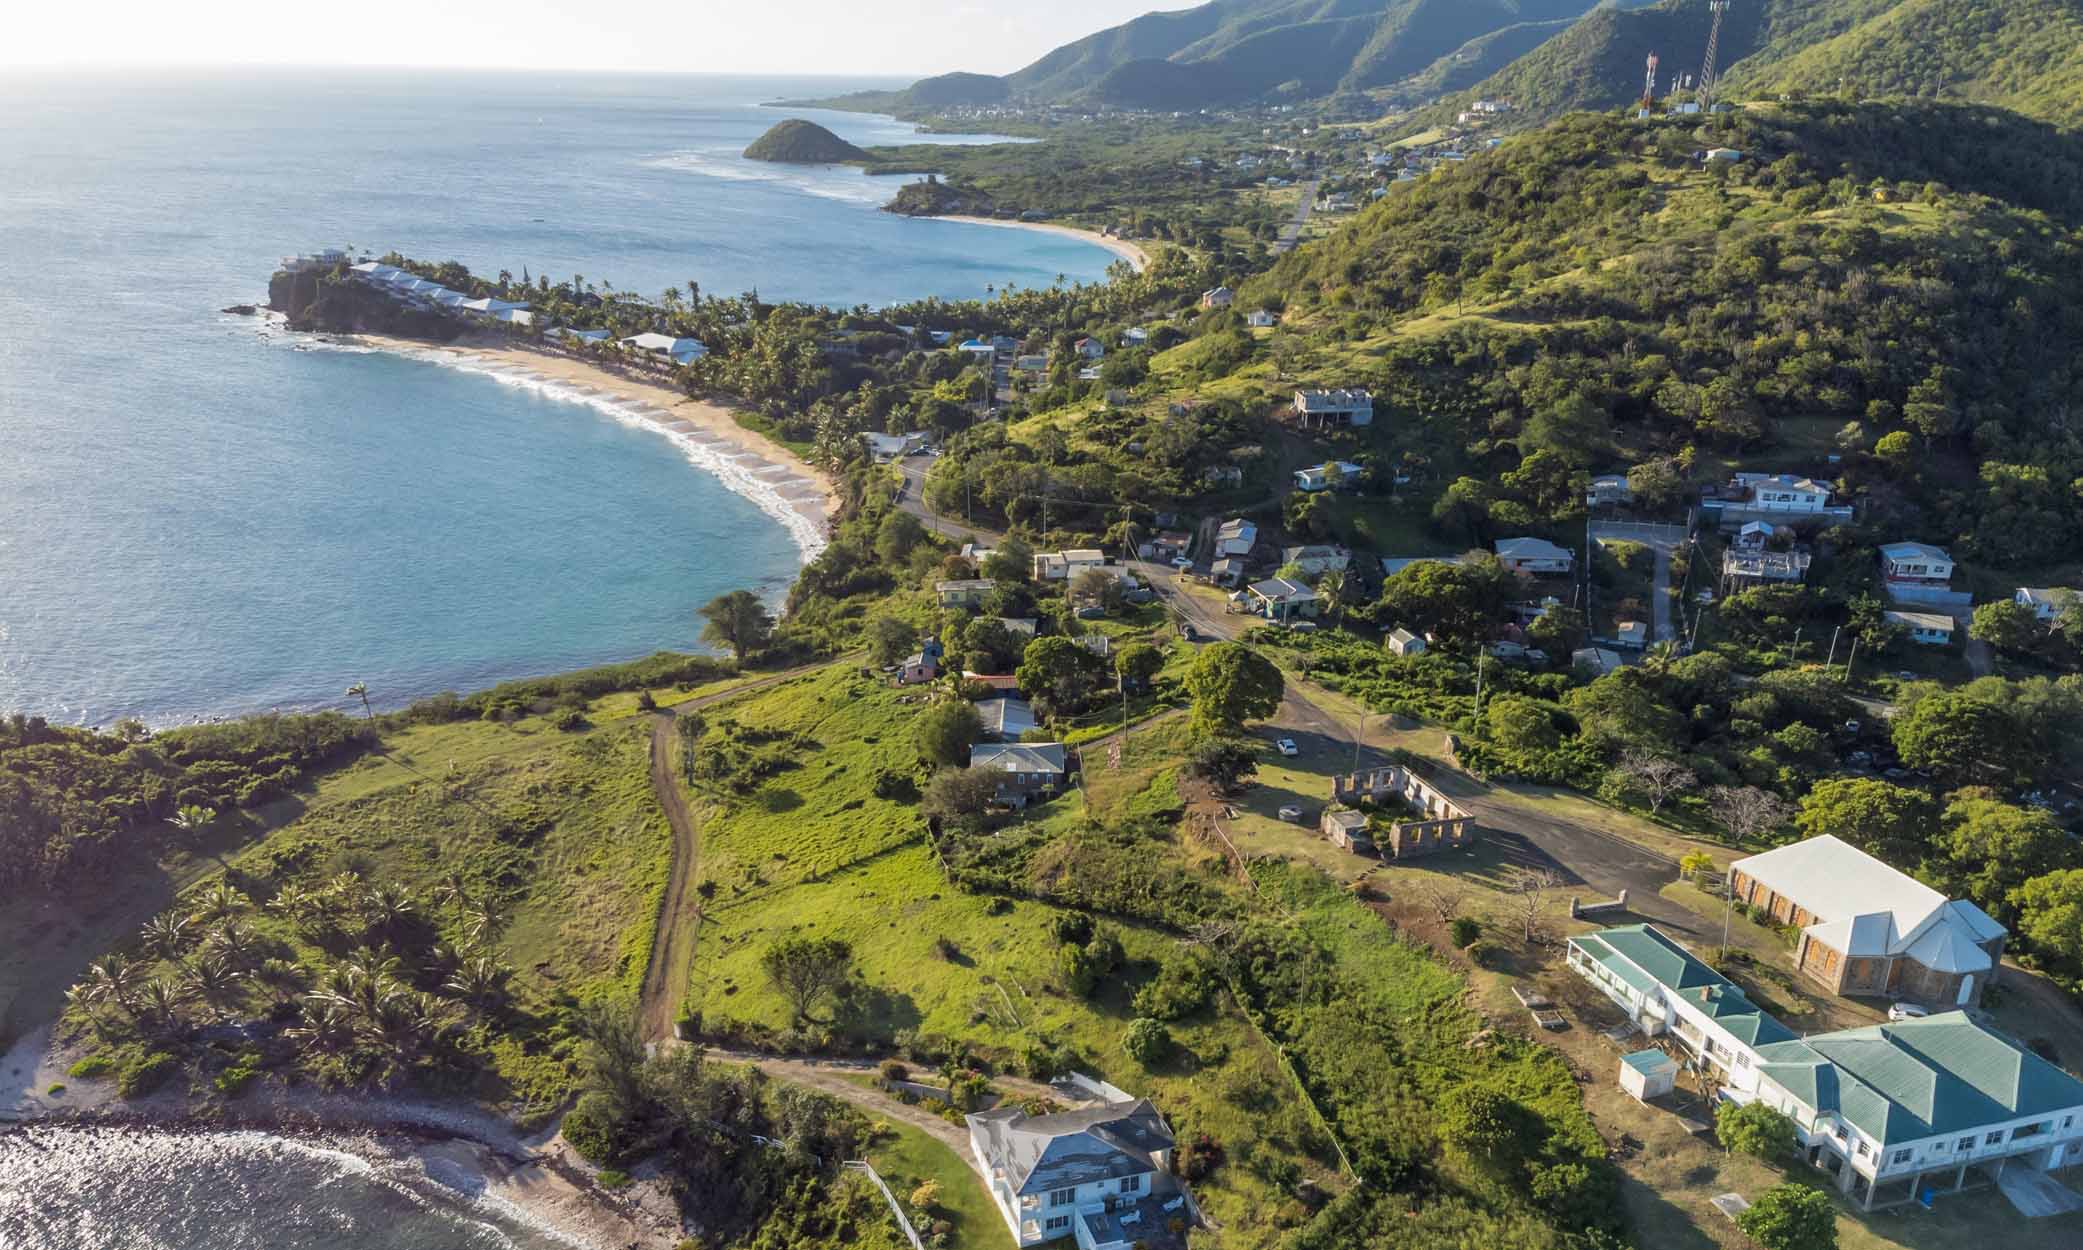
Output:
[{"xmin": 0, "ymin": 60, "xmax": 933, "ymax": 79}]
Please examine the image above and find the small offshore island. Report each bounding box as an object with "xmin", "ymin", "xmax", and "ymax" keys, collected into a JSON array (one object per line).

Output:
[{"xmin": 743, "ymin": 118, "xmax": 869, "ymax": 163}]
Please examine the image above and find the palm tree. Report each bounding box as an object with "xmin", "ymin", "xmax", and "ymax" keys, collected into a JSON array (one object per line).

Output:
[
  {"xmin": 254, "ymin": 958, "xmax": 309, "ymax": 1005},
  {"xmin": 137, "ymin": 978, "xmax": 193, "ymax": 1038},
  {"xmin": 183, "ymin": 956, "xmax": 247, "ymax": 1021},
  {"xmin": 431, "ymin": 871, "xmax": 472, "ymax": 912},
  {"xmin": 345, "ymin": 682, "xmax": 374, "ymax": 720},
  {"xmin": 360, "ymin": 883, "xmax": 416, "ymax": 943},
  {"xmin": 461, "ymin": 903, "xmax": 500, "ymax": 948},
  {"xmin": 139, "ymin": 910, "xmax": 193, "ymax": 962},
  {"xmin": 86, "ymin": 954, "xmax": 144, "ymax": 1013},
  {"xmin": 170, "ymin": 804, "xmax": 214, "ymax": 836},
  {"xmin": 192, "ymin": 881, "xmax": 249, "ymax": 925},
  {"xmin": 286, "ymin": 1001, "xmax": 354, "ymax": 1055},
  {"xmin": 444, "ymin": 957, "xmax": 512, "ymax": 1013},
  {"xmin": 204, "ymin": 920, "xmax": 259, "ymax": 969},
  {"xmin": 1316, "ymin": 569, "xmax": 1348, "ymax": 627}
]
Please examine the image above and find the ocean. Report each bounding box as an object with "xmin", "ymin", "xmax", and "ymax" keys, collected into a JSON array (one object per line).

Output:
[{"xmin": 0, "ymin": 68, "xmax": 1116, "ymax": 726}]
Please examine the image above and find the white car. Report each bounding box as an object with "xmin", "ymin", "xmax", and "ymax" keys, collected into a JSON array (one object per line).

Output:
[
  {"xmin": 1170, "ymin": 556, "xmax": 1194, "ymax": 571},
  {"xmin": 1274, "ymin": 738, "xmax": 1300, "ymax": 757},
  {"xmin": 1887, "ymin": 1003, "xmax": 1929, "ymax": 1022}
]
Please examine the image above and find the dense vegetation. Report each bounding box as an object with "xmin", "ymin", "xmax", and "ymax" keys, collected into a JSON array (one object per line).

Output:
[{"xmin": 744, "ymin": 119, "xmax": 870, "ymax": 164}]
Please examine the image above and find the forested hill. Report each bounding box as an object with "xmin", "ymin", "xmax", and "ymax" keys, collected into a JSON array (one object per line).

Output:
[
  {"xmin": 1247, "ymin": 100, "xmax": 2083, "ymax": 566},
  {"xmin": 1438, "ymin": 0, "xmax": 2083, "ymax": 130}
]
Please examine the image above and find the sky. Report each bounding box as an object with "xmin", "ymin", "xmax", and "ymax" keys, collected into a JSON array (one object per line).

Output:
[{"xmin": 8, "ymin": 0, "xmax": 1202, "ymax": 77}]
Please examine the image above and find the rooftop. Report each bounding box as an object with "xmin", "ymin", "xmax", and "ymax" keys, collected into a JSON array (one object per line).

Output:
[
  {"xmin": 1572, "ymin": 925, "xmax": 1796, "ymax": 1047},
  {"xmin": 1880, "ymin": 541, "xmax": 1952, "ymax": 562},
  {"xmin": 970, "ymin": 742, "xmax": 1068, "ymax": 774},
  {"xmin": 967, "ymin": 1099, "xmax": 1173, "ymax": 1195},
  {"xmin": 1496, "ymin": 536, "xmax": 1571, "ymax": 561},
  {"xmin": 1731, "ymin": 836, "xmax": 2003, "ymax": 960}
]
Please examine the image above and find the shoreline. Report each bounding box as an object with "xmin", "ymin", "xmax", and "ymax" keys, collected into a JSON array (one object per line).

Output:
[
  {"xmin": 349, "ymin": 331, "xmax": 840, "ymax": 562},
  {"xmin": 2, "ymin": 1026, "xmax": 682, "ymax": 1249},
  {"xmin": 933, "ymin": 215, "xmax": 1151, "ymax": 272}
]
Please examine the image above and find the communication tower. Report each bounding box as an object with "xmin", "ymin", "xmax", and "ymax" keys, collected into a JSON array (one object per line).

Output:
[{"xmin": 1697, "ymin": 0, "xmax": 1731, "ymax": 111}]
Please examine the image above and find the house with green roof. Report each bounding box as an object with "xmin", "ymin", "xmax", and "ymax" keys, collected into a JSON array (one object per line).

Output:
[
  {"xmin": 1566, "ymin": 924, "xmax": 1794, "ymax": 1091},
  {"xmin": 1570, "ymin": 924, "xmax": 2083, "ymax": 1211}
]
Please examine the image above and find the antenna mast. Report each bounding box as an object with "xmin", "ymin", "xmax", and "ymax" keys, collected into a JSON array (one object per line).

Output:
[
  {"xmin": 1641, "ymin": 52, "xmax": 1661, "ymax": 115},
  {"xmin": 1697, "ymin": 0, "xmax": 1730, "ymax": 111}
]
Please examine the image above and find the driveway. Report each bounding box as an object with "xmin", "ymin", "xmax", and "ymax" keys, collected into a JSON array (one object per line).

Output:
[{"xmin": 1590, "ymin": 521, "xmax": 1687, "ymax": 644}]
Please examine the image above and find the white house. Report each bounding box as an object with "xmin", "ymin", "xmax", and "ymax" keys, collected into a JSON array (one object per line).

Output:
[
  {"xmin": 1034, "ymin": 549, "xmax": 1108, "ymax": 582},
  {"xmin": 1879, "ymin": 542, "xmax": 1955, "ymax": 588},
  {"xmin": 621, "ymin": 332, "xmax": 708, "ymax": 365},
  {"xmin": 863, "ymin": 431, "xmax": 927, "ymax": 462},
  {"xmin": 1885, "ymin": 610, "xmax": 1956, "ymax": 646},
  {"xmin": 1730, "ymin": 472, "xmax": 1833, "ymax": 513},
  {"xmin": 1247, "ymin": 577, "xmax": 1320, "ymax": 622},
  {"xmin": 1387, "ymin": 628, "xmax": 1425, "ymax": 656},
  {"xmin": 1280, "ymin": 545, "xmax": 1351, "ymax": 576},
  {"xmin": 936, "ymin": 579, "xmax": 996, "ymax": 608},
  {"xmin": 967, "ymin": 1098, "xmax": 1188, "ymax": 1248},
  {"xmin": 1568, "ymin": 924, "xmax": 2083, "ymax": 1211},
  {"xmin": 2015, "ymin": 586, "xmax": 2080, "ymax": 622},
  {"xmin": 1704, "ymin": 147, "xmax": 1744, "ymax": 162},
  {"xmin": 1214, "ymin": 519, "xmax": 1257, "ymax": 558},
  {"xmin": 1074, "ymin": 337, "xmax": 1105, "ymax": 360},
  {"xmin": 1245, "ymin": 309, "xmax": 1277, "ymax": 328},
  {"xmin": 1292, "ymin": 461, "xmax": 1362, "ymax": 492},
  {"xmin": 1122, "ymin": 327, "xmax": 1149, "ymax": 347},
  {"xmin": 1292, "ymin": 388, "xmax": 1373, "ymax": 428},
  {"xmin": 1494, "ymin": 536, "xmax": 1573, "ymax": 575}
]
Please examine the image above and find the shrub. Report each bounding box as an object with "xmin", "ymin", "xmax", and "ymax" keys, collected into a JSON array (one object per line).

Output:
[
  {"xmin": 46, "ymin": 1083, "xmax": 65, "ymax": 1096},
  {"xmin": 1124, "ymin": 1018, "xmax": 1172, "ymax": 1065},
  {"xmin": 1736, "ymin": 1183, "xmax": 1838, "ymax": 1250},
  {"xmin": 1717, "ymin": 1099, "xmax": 1797, "ymax": 1160},
  {"xmin": 118, "ymin": 1052, "xmax": 178, "ymax": 1098},
  {"xmin": 1450, "ymin": 916, "xmax": 1482, "ymax": 948},
  {"xmin": 879, "ymin": 1059, "xmax": 910, "ymax": 1082},
  {"xmin": 1052, "ymin": 913, "xmax": 1094, "ymax": 945},
  {"xmin": 548, "ymin": 708, "xmax": 588, "ymax": 731},
  {"xmin": 213, "ymin": 1057, "xmax": 261, "ymax": 1097},
  {"xmin": 871, "ymin": 768, "xmax": 917, "ymax": 801},
  {"xmin": 635, "ymin": 690, "xmax": 658, "ymax": 711},
  {"xmin": 1132, "ymin": 949, "xmax": 1217, "ymax": 1021},
  {"xmin": 67, "ymin": 1054, "xmax": 115, "ymax": 1080},
  {"xmin": 561, "ymin": 1091, "xmax": 629, "ymax": 1165},
  {"xmin": 933, "ymin": 936, "xmax": 961, "ymax": 961},
  {"xmin": 596, "ymin": 1169, "xmax": 632, "ymax": 1189},
  {"xmin": 1465, "ymin": 939, "xmax": 1502, "ymax": 968}
]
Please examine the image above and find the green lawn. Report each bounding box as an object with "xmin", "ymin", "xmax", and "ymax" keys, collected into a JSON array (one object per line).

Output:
[{"xmin": 858, "ymin": 1118, "xmax": 1006, "ymax": 1250}]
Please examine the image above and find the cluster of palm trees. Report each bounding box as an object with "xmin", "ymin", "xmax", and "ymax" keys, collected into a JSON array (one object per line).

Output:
[{"xmin": 66, "ymin": 869, "xmax": 513, "ymax": 1088}]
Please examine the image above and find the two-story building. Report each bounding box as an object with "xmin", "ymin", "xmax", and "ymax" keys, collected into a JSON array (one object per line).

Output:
[
  {"xmin": 1292, "ymin": 388, "xmax": 1373, "ymax": 429},
  {"xmin": 1034, "ymin": 549, "xmax": 1108, "ymax": 582},
  {"xmin": 968, "ymin": 1097, "xmax": 1191, "ymax": 1249},
  {"xmin": 1568, "ymin": 923, "xmax": 2083, "ymax": 1211},
  {"xmin": 968, "ymin": 742, "xmax": 1070, "ymax": 805},
  {"xmin": 1731, "ymin": 472, "xmax": 1834, "ymax": 513},
  {"xmin": 1729, "ymin": 835, "xmax": 2006, "ymax": 1006}
]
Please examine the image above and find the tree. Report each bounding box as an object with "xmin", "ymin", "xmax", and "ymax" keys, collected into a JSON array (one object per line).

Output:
[
  {"xmin": 922, "ymin": 767, "xmax": 1001, "ymax": 829},
  {"xmin": 1626, "ymin": 457, "xmax": 1685, "ymax": 510},
  {"xmin": 1508, "ymin": 866, "xmax": 1563, "ymax": 942},
  {"xmin": 866, "ymin": 614, "xmax": 916, "ymax": 667},
  {"xmin": 1114, "ymin": 642, "xmax": 1163, "ymax": 692},
  {"xmin": 1378, "ymin": 556, "xmax": 1516, "ymax": 647},
  {"xmin": 1970, "ymin": 599, "xmax": 2040, "ymax": 655},
  {"xmin": 761, "ymin": 936, "xmax": 854, "ymax": 1025},
  {"xmin": 1183, "ymin": 643, "xmax": 1283, "ymax": 737},
  {"xmin": 980, "ymin": 537, "xmax": 1031, "ymax": 583},
  {"xmin": 1567, "ymin": 670, "xmax": 1684, "ymax": 754},
  {"xmin": 1736, "ymin": 1183, "xmax": 1837, "ymax": 1250},
  {"xmin": 1124, "ymin": 1017, "xmax": 1172, "ymax": 1065},
  {"xmin": 345, "ymin": 682, "xmax": 374, "ymax": 721},
  {"xmin": 1615, "ymin": 750, "xmax": 1696, "ymax": 815},
  {"xmin": 917, "ymin": 699, "xmax": 984, "ymax": 767},
  {"xmin": 1935, "ymin": 797, "xmax": 2078, "ymax": 926},
  {"xmin": 1707, "ymin": 785, "xmax": 1794, "ymax": 845},
  {"xmin": 698, "ymin": 590, "xmax": 774, "ymax": 661},
  {"xmin": 1072, "ymin": 567, "xmax": 1123, "ymax": 614},
  {"xmin": 2015, "ymin": 869, "xmax": 2083, "ymax": 978},
  {"xmin": 1793, "ymin": 777, "xmax": 1935, "ymax": 862},
  {"xmin": 1717, "ymin": 1100, "xmax": 1796, "ymax": 1160},
  {"xmin": 1486, "ymin": 695, "xmax": 1561, "ymax": 752},
  {"xmin": 1016, "ymin": 636, "xmax": 1107, "ymax": 714},
  {"xmin": 874, "ymin": 510, "xmax": 927, "ymax": 567},
  {"xmin": 572, "ymin": 998, "xmax": 649, "ymax": 1113},
  {"xmin": 1891, "ymin": 689, "xmax": 2018, "ymax": 787},
  {"xmin": 1179, "ymin": 738, "xmax": 1258, "ymax": 794}
]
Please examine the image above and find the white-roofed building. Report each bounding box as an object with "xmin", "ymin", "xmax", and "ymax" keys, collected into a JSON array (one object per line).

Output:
[
  {"xmin": 1292, "ymin": 388, "xmax": 1373, "ymax": 428},
  {"xmin": 550, "ymin": 327, "xmax": 612, "ymax": 343},
  {"xmin": 1879, "ymin": 541, "xmax": 1955, "ymax": 588},
  {"xmin": 622, "ymin": 332, "xmax": 708, "ymax": 365},
  {"xmin": 977, "ymin": 696, "xmax": 1038, "ymax": 742},
  {"xmin": 1292, "ymin": 461, "xmax": 1362, "ymax": 492},
  {"xmin": 863, "ymin": 431, "xmax": 927, "ymax": 462},
  {"xmin": 1280, "ymin": 545, "xmax": 1350, "ymax": 576},
  {"xmin": 1386, "ymin": 628, "xmax": 1425, "ymax": 656},
  {"xmin": 1214, "ymin": 519, "xmax": 1256, "ymax": 558},
  {"xmin": 1494, "ymin": 536, "xmax": 1573, "ymax": 575},
  {"xmin": 1729, "ymin": 835, "xmax": 2007, "ymax": 1006}
]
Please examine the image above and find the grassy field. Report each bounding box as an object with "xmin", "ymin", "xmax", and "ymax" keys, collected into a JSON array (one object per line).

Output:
[{"xmin": 857, "ymin": 1118, "xmax": 1005, "ymax": 1250}]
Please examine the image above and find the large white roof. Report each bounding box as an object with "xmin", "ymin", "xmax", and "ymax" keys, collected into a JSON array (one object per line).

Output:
[{"xmin": 1733, "ymin": 836, "xmax": 2006, "ymax": 958}]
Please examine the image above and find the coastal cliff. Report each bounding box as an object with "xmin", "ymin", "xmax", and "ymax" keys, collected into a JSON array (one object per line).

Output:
[
  {"xmin": 881, "ymin": 175, "xmax": 995, "ymax": 218},
  {"xmin": 268, "ymin": 269, "xmax": 462, "ymax": 340}
]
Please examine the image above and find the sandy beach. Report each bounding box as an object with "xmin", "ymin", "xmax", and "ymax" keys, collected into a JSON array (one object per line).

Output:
[
  {"xmin": 2, "ymin": 1023, "xmax": 682, "ymax": 1249},
  {"xmin": 935, "ymin": 215, "xmax": 1151, "ymax": 272},
  {"xmin": 352, "ymin": 333, "xmax": 839, "ymax": 559}
]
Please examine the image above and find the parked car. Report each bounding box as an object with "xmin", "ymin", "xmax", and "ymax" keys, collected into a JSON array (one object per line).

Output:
[
  {"xmin": 1171, "ymin": 557, "xmax": 1194, "ymax": 571},
  {"xmin": 1179, "ymin": 624, "xmax": 1201, "ymax": 642},
  {"xmin": 1888, "ymin": 1003, "xmax": 1930, "ymax": 1022},
  {"xmin": 1275, "ymin": 738, "xmax": 1300, "ymax": 757}
]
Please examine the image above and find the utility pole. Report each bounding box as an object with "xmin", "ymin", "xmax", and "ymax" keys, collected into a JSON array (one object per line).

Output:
[
  {"xmin": 1824, "ymin": 624, "xmax": 1842, "ymax": 670},
  {"xmin": 1843, "ymin": 635, "xmax": 1860, "ymax": 682}
]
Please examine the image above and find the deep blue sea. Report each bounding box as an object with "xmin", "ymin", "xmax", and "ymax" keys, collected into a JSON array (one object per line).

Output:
[{"xmin": 0, "ymin": 69, "xmax": 1114, "ymax": 726}]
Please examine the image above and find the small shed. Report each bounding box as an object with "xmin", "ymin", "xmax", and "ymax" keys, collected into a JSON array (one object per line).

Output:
[
  {"xmin": 1620, "ymin": 1049, "xmax": 1678, "ymax": 1102},
  {"xmin": 1321, "ymin": 808, "xmax": 1374, "ymax": 854}
]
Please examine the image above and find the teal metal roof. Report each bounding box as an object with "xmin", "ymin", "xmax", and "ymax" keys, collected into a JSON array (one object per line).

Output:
[
  {"xmin": 1624, "ymin": 1049, "xmax": 1677, "ymax": 1075},
  {"xmin": 1577, "ymin": 925, "xmax": 1796, "ymax": 1046},
  {"xmin": 1756, "ymin": 1014, "xmax": 2083, "ymax": 1145}
]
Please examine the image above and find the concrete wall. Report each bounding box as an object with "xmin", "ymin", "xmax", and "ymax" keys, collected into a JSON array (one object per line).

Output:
[{"xmin": 1332, "ymin": 766, "xmax": 1475, "ymax": 859}]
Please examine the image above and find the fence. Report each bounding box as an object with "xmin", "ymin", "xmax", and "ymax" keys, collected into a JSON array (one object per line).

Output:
[{"xmin": 843, "ymin": 1160, "xmax": 926, "ymax": 1250}]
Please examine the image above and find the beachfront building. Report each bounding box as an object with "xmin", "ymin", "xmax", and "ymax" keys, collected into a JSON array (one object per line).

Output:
[
  {"xmin": 621, "ymin": 333, "xmax": 708, "ymax": 365},
  {"xmin": 1729, "ymin": 835, "xmax": 2007, "ymax": 1007},
  {"xmin": 1291, "ymin": 388, "xmax": 1373, "ymax": 428}
]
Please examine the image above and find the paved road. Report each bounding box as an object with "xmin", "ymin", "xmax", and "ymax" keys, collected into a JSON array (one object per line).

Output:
[
  {"xmin": 894, "ymin": 453, "xmax": 1003, "ymax": 545},
  {"xmin": 1272, "ymin": 180, "xmax": 1320, "ymax": 254}
]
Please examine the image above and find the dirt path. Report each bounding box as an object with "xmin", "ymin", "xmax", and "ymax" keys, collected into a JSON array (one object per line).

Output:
[
  {"xmin": 636, "ymin": 659, "xmax": 855, "ymax": 1044},
  {"xmin": 705, "ymin": 1050, "xmax": 982, "ymax": 1168}
]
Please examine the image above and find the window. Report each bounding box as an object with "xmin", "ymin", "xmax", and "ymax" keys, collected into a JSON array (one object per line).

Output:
[
  {"xmin": 1987, "ymin": 1132, "xmax": 2004, "ymax": 1146},
  {"xmin": 1050, "ymin": 1188, "xmax": 1076, "ymax": 1207},
  {"xmin": 1855, "ymin": 1142, "xmax": 1871, "ymax": 1159},
  {"xmin": 2066, "ymin": 1116, "xmax": 2074, "ymax": 1130},
  {"xmin": 1120, "ymin": 1175, "xmax": 1142, "ymax": 1194},
  {"xmin": 1892, "ymin": 1149, "xmax": 1913, "ymax": 1165},
  {"xmin": 2014, "ymin": 1123, "xmax": 2047, "ymax": 1141},
  {"xmin": 1045, "ymin": 1216, "xmax": 1071, "ymax": 1232},
  {"xmin": 1959, "ymin": 1137, "xmax": 1977, "ymax": 1152}
]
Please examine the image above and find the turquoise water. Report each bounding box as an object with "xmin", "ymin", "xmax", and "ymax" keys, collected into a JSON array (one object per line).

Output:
[{"xmin": 0, "ymin": 69, "xmax": 1115, "ymax": 725}]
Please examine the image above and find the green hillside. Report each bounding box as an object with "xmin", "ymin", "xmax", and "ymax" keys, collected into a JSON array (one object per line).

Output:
[
  {"xmin": 1249, "ymin": 100, "xmax": 2083, "ymax": 565},
  {"xmin": 743, "ymin": 119, "xmax": 869, "ymax": 164}
]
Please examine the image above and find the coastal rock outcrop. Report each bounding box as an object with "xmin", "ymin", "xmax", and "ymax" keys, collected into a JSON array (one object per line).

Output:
[
  {"xmin": 881, "ymin": 175, "xmax": 996, "ymax": 218},
  {"xmin": 268, "ymin": 269, "xmax": 462, "ymax": 340},
  {"xmin": 742, "ymin": 119, "xmax": 868, "ymax": 164}
]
